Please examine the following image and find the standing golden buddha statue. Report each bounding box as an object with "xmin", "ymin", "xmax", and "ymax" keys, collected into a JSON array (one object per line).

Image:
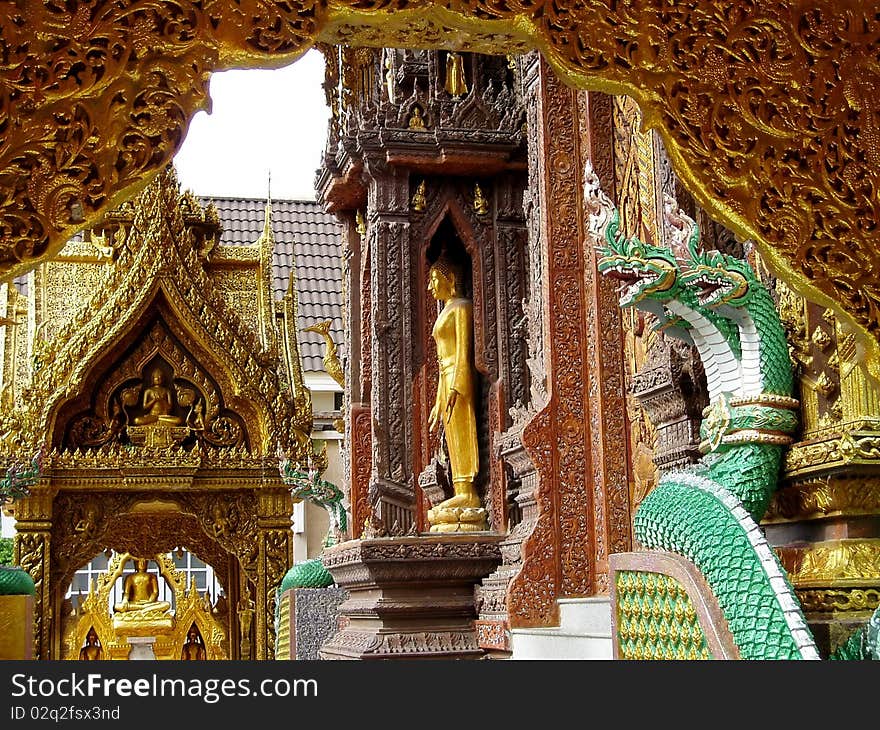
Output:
[
  {"xmin": 444, "ymin": 52, "xmax": 468, "ymax": 99},
  {"xmin": 426, "ymin": 256, "xmax": 487, "ymax": 532}
]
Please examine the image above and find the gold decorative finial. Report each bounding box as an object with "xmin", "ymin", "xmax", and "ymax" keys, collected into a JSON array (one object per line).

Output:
[
  {"xmin": 408, "ymin": 105, "xmax": 427, "ymax": 131},
  {"xmin": 444, "ymin": 52, "xmax": 468, "ymax": 99},
  {"xmin": 473, "ymin": 184, "xmax": 489, "ymax": 216},
  {"xmin": 302, "ymin": 319, "xmax": 344, "ymax": 388},
  {"xmin": 411, "ymin": 180, "xmax": 427, "ymax": 212},
  {"xmin": 355, "ymin": 210, "xmax": 366, "ymax": 237}
]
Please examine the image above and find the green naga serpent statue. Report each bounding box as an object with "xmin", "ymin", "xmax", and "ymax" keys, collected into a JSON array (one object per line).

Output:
[
  {"xmin": 277, "ymin": 452, "xmax": 348, "ymax": 590},
  {"xmin": 0, "ymin": 449, "xmax": 42, "ymax": 596},
  {"xmin": 277, "ymin": 458, "xmax": 348, "ymax": 546},
  {"xmin": 589, "ymin": 162, "xmax": 879, "ymax": 660}
]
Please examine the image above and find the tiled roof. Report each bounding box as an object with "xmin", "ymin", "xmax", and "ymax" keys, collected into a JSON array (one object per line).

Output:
[{"xmin": 202, "ymin": 197, "xmax": 344, "ymax": 374}]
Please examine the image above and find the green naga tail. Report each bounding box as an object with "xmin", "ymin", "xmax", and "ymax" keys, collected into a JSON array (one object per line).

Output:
[
  {"xmin": 0, "ymin": 566, "xmax": 35, "ymax": 596},
  {"xmin": 635, "ymin": 473, "xmax": 818, "ymax": 659},
  {"xmin": 280, "ymin": 559, "xmax": 334, "ymax": 590}
]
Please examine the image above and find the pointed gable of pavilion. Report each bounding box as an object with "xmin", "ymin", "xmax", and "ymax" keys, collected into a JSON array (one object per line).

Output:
[{"xmin": 17, "ymin": 167, "xmax": 313, "ymax": 461}]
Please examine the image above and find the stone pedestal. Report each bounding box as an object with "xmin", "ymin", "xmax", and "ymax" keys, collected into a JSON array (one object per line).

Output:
[
  {"xmin": 276, "ymin": 586, "xmax": 348, "ymax": 660},
  {"xmin": 0, "ymin": 595, "xmax": 34, "ymax": 660},
  {"xmin": 127, "ymin": 636, "xmax": 157, "ymax": 660},
  {"xmin": 319, "ymin": 534, "xmax": 502, "ymax": 659}
]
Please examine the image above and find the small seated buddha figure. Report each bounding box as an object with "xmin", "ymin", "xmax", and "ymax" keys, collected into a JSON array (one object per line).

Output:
[
  {"xmin": 408, "ymin": 105, "xmax": 427, "ymax": 131},
  {"xmin": 133, "ymin": 369, "xmax": 183, "ymax": 426},
  {"xmin": 113, "ymin": 558, "xmax": 171, "ymax": 614},
  {"xmin": 78, "ymin": 627, "xmax": 104, "ymax": 661}
]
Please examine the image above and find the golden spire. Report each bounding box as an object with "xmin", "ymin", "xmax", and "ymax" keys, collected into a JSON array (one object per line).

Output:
[
  {"xmin": 256, "ymin": 170, "xmax": 278, "ymax": 354},
  {"xmin": 260, "ymin": 170, "xmax": 274, "ymax": 244}
]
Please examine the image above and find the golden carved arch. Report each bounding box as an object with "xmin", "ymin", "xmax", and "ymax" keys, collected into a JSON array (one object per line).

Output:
[
  {"xmin": 50, "ymin": 494, "xmax": 242, "ymax": 593},
  {"xmin": 1, "ymin": 2, "xmax": 879, "ymax": 377}
]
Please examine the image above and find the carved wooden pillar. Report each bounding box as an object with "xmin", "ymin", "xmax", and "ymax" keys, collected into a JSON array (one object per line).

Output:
[
  {"xmin": 491, "ymin": 176, "xmax": 529, "ymax": 531},
  {"xmin": 256, "ymin": 489, "xmax": 293, "ymax": 660},
  {"xmin": 578, "ymin": 90, "xmax": 634, "ymax": 590},
  {"xmin": 341, "ymin": 210, "xmax": 373, "ymax": 539},
  {"xmin": 13, "ymin": 487, "xmax": 56, "ymax": 659},
  {"xmin": 349, "ymin": 405, "xmax": 372, "ymax": 539},
  {"xmin": 366, "ymin": 164, "xmax": 416, "ymax": 530},
  {"xmin": 506, "ymin": 58, "xmax": 632, "ymax": 628}
]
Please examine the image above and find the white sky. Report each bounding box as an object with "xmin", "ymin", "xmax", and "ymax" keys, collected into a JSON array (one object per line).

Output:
[{"xmin": 173, "ymin": 49, "xmax": 328, "ymax": 201}]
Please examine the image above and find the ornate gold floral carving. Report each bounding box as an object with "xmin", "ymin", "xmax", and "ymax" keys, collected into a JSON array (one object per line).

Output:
[
  {"xmin": 766, "ymin": 477, "xmax": 880, "ymax": 522},
  {"xmin": 779, "ymin": 539, "xmax": 880, "ymax": 587},
  {"xmin": 796, "ymin": 588, "xmax": 880, "ymax": 614},
  {"xmin": 784, "ymin": 433, "xmax": 880, "ymax": 479},
  {"xmin": 3, "ymin": 2, "xmax": 880, "ymax": 381},
  {"xmin": 14, "ymin": 531, "xmax": 48, "ymax": 659}
]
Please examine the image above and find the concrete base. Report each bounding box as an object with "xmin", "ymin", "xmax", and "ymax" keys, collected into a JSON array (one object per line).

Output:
[
  {"xmin": 509, "ymin": 597, "xmax": 613, "ymax": 660},
  {"xmin": 127, "ymin": 636, "xmax": 157, "ymax": 660},
  {"xmin": 320, "ymin": 534, "xmax": 502, "ymax": 659}
]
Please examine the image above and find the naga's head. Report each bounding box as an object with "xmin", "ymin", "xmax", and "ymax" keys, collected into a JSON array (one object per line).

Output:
[
  {"xmin": 681, "ymin": 249, "xmax": 756, "ymax": 310},
  {"xmin": 585, "ymin": 163, "xmax": 677, "ymax": 322},
  {"xmin": 595, "ymin": 210, "xmax": 678, "ymax": 308}
]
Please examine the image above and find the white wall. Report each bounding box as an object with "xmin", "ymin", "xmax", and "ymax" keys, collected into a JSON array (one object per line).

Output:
[{"xmin": 1, "ymin": 505, "xmax": 15, "ymax": 539}]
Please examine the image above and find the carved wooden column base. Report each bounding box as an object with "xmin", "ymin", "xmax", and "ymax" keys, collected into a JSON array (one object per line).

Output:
[
  {"xmin": 319, "ymin": 534, "xmax": 501, "ymax": 659},
  {"xmin": 475, "ymin": 417, "xmax": 539, "ymax": 656}
]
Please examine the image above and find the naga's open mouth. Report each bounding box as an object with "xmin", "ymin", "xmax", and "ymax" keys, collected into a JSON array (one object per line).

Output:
[
  {"xmin": 691, "ymin": 273, "xmax": 733, "ymax": 306},
  {"xmin": 603, "ymin": 264, "xmax": 657, "ymax": 305}
]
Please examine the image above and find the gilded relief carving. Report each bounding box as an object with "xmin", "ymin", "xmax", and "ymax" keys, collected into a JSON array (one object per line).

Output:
[
  {"xmin": 63, "ymin": 330, "xmax": 247, "ymax": 452},
  {"xmin": 1, "ymin": 2, "xmax": 879, "ymax": 387},
  {"xmin": 3, "ymin": 168, "xmax": 312, "ymax": 465}
]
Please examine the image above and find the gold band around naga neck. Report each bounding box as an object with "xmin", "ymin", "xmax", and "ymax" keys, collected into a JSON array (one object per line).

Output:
[{"xmin": 728, "ymin": 394, "xmax": 800, "ymax": 410}]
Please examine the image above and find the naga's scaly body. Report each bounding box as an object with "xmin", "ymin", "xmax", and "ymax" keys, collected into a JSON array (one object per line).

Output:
[{"xmin": 592, "ymin": 178, "xmax": 820, "ymax": 659}]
